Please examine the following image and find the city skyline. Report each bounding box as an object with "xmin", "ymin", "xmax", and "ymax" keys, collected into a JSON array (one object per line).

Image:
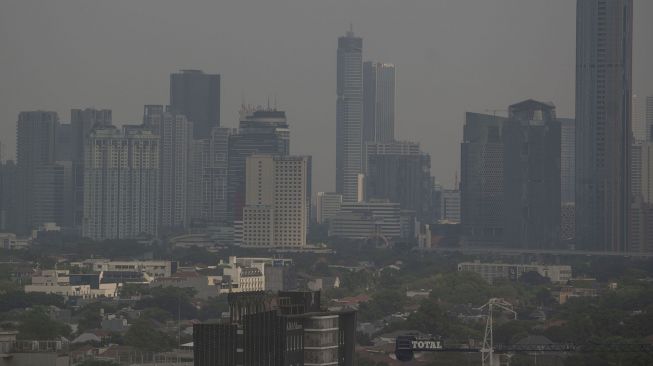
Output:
[{"xmin": 2, "ymin": 1, "xmax": 652, "ymax": 193}]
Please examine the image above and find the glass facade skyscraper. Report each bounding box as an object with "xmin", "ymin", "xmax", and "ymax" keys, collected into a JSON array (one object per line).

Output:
[
  {"xmin": 575, "ymin": 0, "xmax": 633, "ymax": 251},
  {"xmin": 336, "ymin": 28, "xmax": 363, "ymax": 203}
]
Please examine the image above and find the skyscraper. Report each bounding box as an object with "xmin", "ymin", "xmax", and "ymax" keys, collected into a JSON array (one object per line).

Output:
[
  {"xmin": 188, "ymin": 127, "xmax": 231, "ymax": 227},
  {"xmin": 460, "ymin": 112, "xmax": 507, "ymax": 246},
  {"xmin": 169, "ymin": 70, "xmax": 221, "ymax": 139},
  {"xmin": 15, "ymin": 111, "xmax": 59, "ymax": 233},
  {"xmin": 560, "ymin": 118, "xmax": 576, "ymax": 204},
  {"xmin": 144, "ymin": 107, "xmax": 193, "ymax": 229},
  {"xmin": 576, "ymin": 0, "xmax": 633, "ymax": 251},
  {"xmin": 365, "ymin": 141, "xmax": 432, "ymax": 222},
  {"xmin": 82, "ymin": 127, "xmax": 159, "ymax": 240},
  {"xmin": 336, "ymin": 28, "xmax": 363, "ymax": 203},
  {"xmin": 363, "ymin": 62, "xmax": 396, "ymax": 143},
  {"xmin": 503, "ymin": 100, "xmax": 561, "ymax": 249},
  {"xmin": 70, "ymin": 108, "xmax": 112, "ymax": 228},
  {"xmin": 241, "ymin": 155, "xmax": 309, "ymax": 248},
  {"xmin": 228, "ymin": 108, "xmax": 290, "ymax": 221}
]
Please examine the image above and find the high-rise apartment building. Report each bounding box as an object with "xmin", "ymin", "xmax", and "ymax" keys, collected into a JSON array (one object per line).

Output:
[
  {"xmin": 188, "ymin": 127, "xmax": 230, "ymax": 226},
  {"xmin": 169, "ymin": 70, "xmax": 220, "ymax": 139},
  {"xmin": 82, "ymin": 127, "xmax": 159, "ymax": 240},
  {"xmin": 365, "ymin": 141, "xmax": 432, "ymax": 222},
  {"xmin": 144, "ymin": 107, "xmax": 192, "ymax": 229},
  {"xmin": 336, "ymin": 28, "xmax": 363, "ymax": 203},
  {"xmin": 241, "ymin": 155, "xmax": 308, "ymax": 248},
  {"xmin": 503, "ymin": 100, "xmax": 561, "ymax": 249},
  {"xmin": 363, "ymin": 61, "xmax": 395, "ymax": 143},
  {"xmin": 460, "ymin": 112, "xmax": 507, "ymax": 246},
  {"xmin": 316, "ymin": 192, "xmax": 343, "ymax": 224},
  {"xmin": 70, "ymin": 108, "xmax": 112, "ymax": 228},
  {"xmin": 15, "ymin": 111, "xmax": 59, "ymax": 233},
  {"xmin": 228, "ymin": 108, "xmax": 290, "ymax": 221},
  {"xmin": 576, "ymin": 0, "xmax": 633, "ymax": 251}
]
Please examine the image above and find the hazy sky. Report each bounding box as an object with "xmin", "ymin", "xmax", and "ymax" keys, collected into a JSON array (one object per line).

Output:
[{"xmin": 1, "ymin": 0, "xmax": 652, "ymax": 192}]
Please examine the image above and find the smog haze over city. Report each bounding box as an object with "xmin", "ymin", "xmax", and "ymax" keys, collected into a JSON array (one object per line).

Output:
[
  {"xmin": 2, "ymin": 0, "xmax": 651, "ymax": 190},
  {"xmin": 1, "ymin": 1, "xmax": 653, "ymax": 366}
]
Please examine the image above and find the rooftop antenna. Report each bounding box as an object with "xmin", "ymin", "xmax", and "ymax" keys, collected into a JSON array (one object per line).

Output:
[
  {"xmin": 267, "ymin": 96, "xmax": 271, "ymax": 110},
  {"xmin": 274, "ymin": 94, "xmax": 278, "ymax": 110},
  {"xmin": 347, "ymin": 23, "xmax": 354, "ymax": 36}
]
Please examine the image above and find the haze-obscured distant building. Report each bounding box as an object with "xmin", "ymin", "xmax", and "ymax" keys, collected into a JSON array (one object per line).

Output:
[
  {"xmin": 329, "ymin": 200, "xmax": 401, "ymax": 240},
  {"xmin": 15, "ymin": 111, "xmax": 59, "ymax": 233},
  {"xmin": 575, "ymin": 0, "xmax": 632, "ymax": 252},
  {"xmin": 0, "ymin": 161, "xmax": 17, "ymax": 231},
  {"xmin": 336, "ymin": 27, "xmax": 364, "ymax": 203},
  {"xmin": 228, "ymin": 108, "xmax": 290, "ymax": 221},
  {"xmin": 143, "ymin": 107, "xmax": 193, "ymax": 230},
  {"xmin": 503, "ymin": 100, "xmax": 561, "ymax": 249},
  {"xmin": 363, "ymin": 61, "xmax": 395, "ymax": 143},
  {"xmin": 82, "ymin": 127, "xmax": 159, "ymax": 240},
  {"xmin": 461, "ymin": 112, "xmax": 507, "ymax": 246},
  {"xmin": 169, "ymin": 69, "xmax": 220, "ymax": 139},
  {"xmin": 440, "ymin": 189, "xmax": 460, "ymax": 223},
  {"xmin": 457, "ymin": 261, "xmax": 572, "ymax": 284},
  {"xmin": 316, "ymin": 192, "xmax": 342, "ymax": 224},
  {"xmin": 188, "ymin": 127, "xmax": 231, "ymax": 227},
  {"xmin": 365, "ymin": 141, "xmax": 432, "ymax": 222}
]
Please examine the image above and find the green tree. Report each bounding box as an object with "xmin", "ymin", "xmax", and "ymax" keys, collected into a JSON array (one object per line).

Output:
[
  {"xmin": 18, "ymin": 307, "xmax": 71, "ymax": 340},
  {"xmin": 124, "ymin": 319, "xmax": 175, "ymax": 352}
]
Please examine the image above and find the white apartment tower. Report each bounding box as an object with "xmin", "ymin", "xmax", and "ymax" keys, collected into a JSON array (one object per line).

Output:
[
  {"xmin": 144, "ymin": 107, "xmax": 192, "ymax": 229},
  {"xmin": 242, "ymin": 155, "xmax": 308, "ymax": 248},
  {"xmin": 82, "ymin": 127, "xmax": 159, "ymax": 240}
]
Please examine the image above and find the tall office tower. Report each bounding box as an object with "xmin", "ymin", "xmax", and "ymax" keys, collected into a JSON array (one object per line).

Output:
[
  {"xmin": 336, "ymin": 28, "xmax": 363, "ymax": 203},
  {"xmin": 70, "ymin": 108, "xmax": 112, "ymax": 228},
  {"xmin": 188, "ymin": 127, "xmax": 230, "ymax": 226},
  {"xmin": 82, "ymin": 127, "xmax": 159, "ymax": 240},
  {"xmin": 316, "ymin": 192, "xmax": 343, "ymax": 224},
  {"xmin": 0, "ymin": 161, "xmax": 17, "ymax": 231},
  {"xmin": 431, "ymin": 182, "xmax": 443, "ymax": 222},
  {"xmin": 169, "ymin": 70, "xmax": 220, "ymax": 139},
  {"xmin": 144, "ymin": 107, "xmax": 193, "ymax": 229},
  {"xmin": 15, "ymin": 111, "xmax": 59, "ymax": 233},
  {"xmin": 460, "ymin": 112, "xmax": 507, "ymax": 246},
  {"xmin": 365, "ymin": 141, "xmax": 432, "ymax": 222},
  {"xmin": 503, "ymin": 100, "xmax": 561, "ymax": 249},
  {"xmin": 576, "ymin": 0, "xmax": 633, "ymax": 252},
  {"xmin": 363, "ymin": 62, "xmax": 396, "ymax": 143},
  {"xmin": 241, "ymin": 155, "xmax": 308, "ymax": 248},
  {"xmin": 228, "ymin": 108, "xmax": 290, "ymax": 221},
  {"xmin": 647, "ymin": 96, "xmax": 653, "ymax": 141}
]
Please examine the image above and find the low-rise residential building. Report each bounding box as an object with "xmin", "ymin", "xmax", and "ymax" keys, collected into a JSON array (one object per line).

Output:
[
  {"xmin": 24, "ymin": 270, "xmax": 119, "ymax": 299},
  {"xmin": 71, "ymin": 259, "xmax": 178, "ymax": 279},
  {"xmin": 457, "ymin": 261, "xmax": 572, "ymax": 284}
]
